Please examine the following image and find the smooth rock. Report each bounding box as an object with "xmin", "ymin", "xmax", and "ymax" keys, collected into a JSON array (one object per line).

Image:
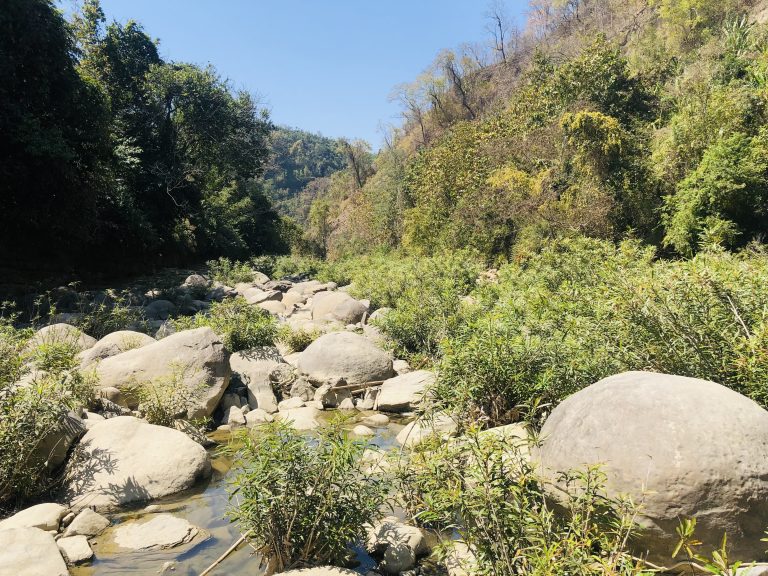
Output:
[
  {"xmin": 57, "ymin": 535, "xmax": 93, "ymax": 564},
  {"xmin": 0, "ymin": 503, "xmax": 67, "ymax": 532},
  {"xmin": 361, "ymin": 413, "xmax": 390, "ymax": 427},
  {"xmin": 278, "ymin": 397, "xmax": 305, "ymax": 411},
  {"xmin": 535, "ymin": 371, "xmax": 768, "ymax": 564},
  {"xmin": 352, "ymin": 425, "xmax": 375, "ymax": 436},
  {"xmin": 396, "ymin": 414, "xmax": 458, "ymax": 448},
  {"xmin": 230, "ymin": 349, "xmax": 282, "ymax": 412},
  {"xmin": 78, "ymin": 331, "xmax": 155, "ymax": 368},
  {"xmin": 259, "ymin": 300, "xmax": 286, "ymax": 315},
  {"xmin": 311, "ymin": 291, "xmax": 367, "ymax": 324},
  {"xmin": 95, "ymin": 327, "xmax": 230, "ymax": 419},
  {"xmin": 26, "ymin": 323, "xmax": 96, "ymax": 353},
  {"xmin": 393, "ymin": 359, "xmax": 411, "ymax": 375},
  {"xmin": 144, "ymin": 300, "xmax": 176, "ymax": 321},
  {"xmin": 112, "ymin": 514, "xmax": 199, "ymax": 550},
  {"xmin": 0, "ymin": 527, "xmax": 68, "ymax": 576},
  {"xmin": 245, "ymin": 408, "xmax": 274, "ymax": 426},
  {"xmin": 275, "ymin": 406, "xmax": 321, "ymax": 431},
  {"xmin": 223, "ymin": 405, "xmax": 246, "ymax": 427},
  {"xmin": 367, "ymin": 516, "xmax": 428, "ymax": 574},
  {"xmin": 297, "ymin": 332, "xmax": 394, "ymax": 386},
  {"xmin": 62, "ymin": 508, "xmax": 109, "ymax": 538},
  {"xmin": 338, "ymin": 398, "xmax": 356, "ymax": 411},
  {"xmin": 62, "ymin": 416, "xmax": 211, "ymax": 512},
  {"xmin": 376, "ymin": 370, "xmax": 434, "ymax": 413}
]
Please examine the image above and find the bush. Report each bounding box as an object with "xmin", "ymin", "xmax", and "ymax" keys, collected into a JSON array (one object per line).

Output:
[
  {"xmin": 171, "ymin": 297, "xmax": 277, "ymax": 352},
  {"xmin": 73, "ymin": 290, "xmax": 147, "ymax": 339},
  {"xmin": 277, "ymin": 325, "xmax": 321, "ymax": 353},
  {"xmin": 207, "ymin": 257, "xmax": 257, "ymax": 285},
  {"xmin": 433, "ymin": 238, "xmax": 768, "ymax": 426},
  {"xmin": 227, "ymin": 419, "xmax": 389, "ymax": 572},
  {"xmin": 394, "ymin": 427, "xmax": 643, "ymax": 576},
  {"xmin": 0, "ymin": 322, "xmax": 95, "ymax": 507},
  {"xmin": 130, "ymin": 364, "xmax": 207, "ymax": 428}
]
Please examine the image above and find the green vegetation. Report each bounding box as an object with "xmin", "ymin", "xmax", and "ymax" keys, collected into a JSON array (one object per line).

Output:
[
  {"xmin": 0, "ymin": 319, "xmax": 95, "ymax": 508},
  {"xmin": 171, "ymin": 297, "xmax": 278, "ymax": 352},
  {"xmin": 1, "ymin": 0, "xmax": 286, "ymax": 274},
  {"xmin": 394, "ymin": 430, "xmax": 644, "ymax": 576},
  {"xmin": 227, "ymin": 420, "xmax": 389, "ymax": 572}
]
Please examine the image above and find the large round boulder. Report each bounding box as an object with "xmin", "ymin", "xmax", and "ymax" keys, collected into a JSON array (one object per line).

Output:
[
  {"xmin": 535, "ymin": 371, "xmax": 768, "ymax": 564},
  {"xmin": 78, "ymin": 330, "xmax": 156, "ymax": 368},
  {"xmin": 0, "ymin": 527, "xmax": 68, "ymax": 576},
  {"xmin": 296, "ymin": 332, "xmax": 394, "ymax": 385},
  {"xmin": 95, "ymin": 327, "xmax": 230, "ymax": 419},
  {"xmin": 61, "ymin": 416, "xmax": 211, "ymax": 512},
  {"xmin": 310, "ymin": 291, "xmax": 367, "ymax": 325},
  {"xmin": 26, "ymin": 323, "xmax": 96, "ymax": 353}
]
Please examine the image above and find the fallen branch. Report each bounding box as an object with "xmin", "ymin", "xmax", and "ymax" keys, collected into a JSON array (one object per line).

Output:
[{"xmin": 199, "ymin": 532, "xmax": 249, "ymax": 576}]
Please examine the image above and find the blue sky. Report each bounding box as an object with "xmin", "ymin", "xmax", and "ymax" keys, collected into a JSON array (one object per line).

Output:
[{"xmin": 59, "ymin": 1, "xmax": 528, "ymax": 147}]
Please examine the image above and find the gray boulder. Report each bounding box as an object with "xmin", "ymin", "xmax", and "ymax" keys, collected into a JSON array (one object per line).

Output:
[
  {"xmin": 0, "ymin": 527, "xmax": 68, "ymax": 576},
  {"xmin": 78, "ymin": 330, "xmax": 155, "ymax": 368},
  {"xmin": 229, "ymin": 348, "xmax": 282, "ymax": 412},
  {"xmin": 62, "ymin": 508, "xmax": 110, "ymax": 538},
  {"xmin": 376, "ymin": 370, "xmax": 435, "ymax": 413},
  {"xmin": 311, "ymin": 291, "xmax": 367, "ymax": 324},
  {"xmin": 57, "ymin": 535, "xmax": 93, "ymax": 564},
  {"xmin": 144, "ymin": 300, "xmax": 176, "ymax": 321},
  {"xmin": 366, "ymin": 516, "xmax": 429, "ymax": 574},
  {"xmin": 26, "ymin": 323, "xmax": 96, "ymax": 353},
  {"xmin": 296, "ymin": 332, "xmax": 394, "ymax": 386},
  {"xmin": 95, "ymin": 327, "xmax": 230, "ymax": 419},
  {"xmin": 535, "ymin": 371, "xmax": 768, "ymax": 564},
  {"xmin": 62, "ymin": 416, "xmax": 211, "ymax": 512},
  {"xmin": 112, "ymin": 514, "xmax": 200, "ymax": 551}
]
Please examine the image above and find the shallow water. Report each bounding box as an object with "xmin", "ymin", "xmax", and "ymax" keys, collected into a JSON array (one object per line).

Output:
[{"xmin": 71, "ymin": 413, "xmax": 408, "ymax": 576}]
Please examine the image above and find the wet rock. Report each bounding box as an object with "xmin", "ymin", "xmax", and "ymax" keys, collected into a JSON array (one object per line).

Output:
[{"xmin": 112, "ymin": 514, "xmax": 200, "ymax": 550}]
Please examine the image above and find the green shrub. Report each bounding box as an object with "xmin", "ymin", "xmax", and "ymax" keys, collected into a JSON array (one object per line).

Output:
[
  {"xmin": 73, "ymin": 290, "xmax": 147, "ymax": 338},
  {"xmin": 277, "ymin": 325, "xmax": 321, "ymax": 353},
  {"xmin": 171, "ymin": 297, "xmax": 277, "ymax": 352},
  {"xmin": 394, "ymin": 427, "xmax": 643, "ymax": 576},
  {"xmin": 0, "ymin": 325, "xmax": 95, "ymax": 507},
  {"xmin": 129, "ymin": 363, "xmax": 207, "ymax": 428},
  {"xmin": 207, "ymin": 257, "xmax": 257, "ymax": 285},
  {"xmin": 433, "ymin": 238, "xmax": 768, "ymax": 426},
  {"xmin": 227, "ymin": 419, "xmax": 389, "ymax": 572}
]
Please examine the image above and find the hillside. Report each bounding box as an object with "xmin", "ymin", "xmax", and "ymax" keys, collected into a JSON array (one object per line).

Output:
[{"xmin": 303, "ymin": 0, "xmax": 768, "ymax": 262}]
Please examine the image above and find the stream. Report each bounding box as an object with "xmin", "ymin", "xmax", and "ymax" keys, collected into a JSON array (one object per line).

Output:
[{"xmin": 71, "ymin": 413, "xmax": 408, "ymax": 576}]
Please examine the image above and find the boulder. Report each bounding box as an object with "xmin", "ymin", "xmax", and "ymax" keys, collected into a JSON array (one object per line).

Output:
[
  {"xmin": 535, "ymin": 371, "xmax": 768, "ymax": 564},
  {"xmin": 259, "ymin": 300, "xmax": 286, "ymax": 315},
  {"xmin": 393, "ymin": 359, "xmax": 411, "ymax": 375},
  {"xmin": 26, "ymin": 323, "xmax": 96, "ymax": 353},
  {"xmin": 0, "ymin": 527, "xmax": 68, "ymax": 576},
  {"xmin": 144, "ymin": 299, "xmax": 176, "ymax": 321},
  {"xmin": 288, "ymin": 280, "xmax": 326, "ymax": 295},
  {"xmin": 78, "ymin": 330, "xmax": 155, "ymax": 368},
  {"xmin": 57, "ymin": 535, "xmax": 93, "ymax": 564},
  {"xmin": 245, "ymin": 408, "xmax": 274, "ymax": 426},
  {"xmin": 243, "ymin": 287, "xmax": 281, "ymax": 305},
  {"xmin": 34, "ymin": 411, "xmax": 86, "ymax": 472},
  {"xmin": 366, "ymin": 516, "xmax": 428, "ymax": 574},
  {"xmin": 352, "ymin": 425, "xmax": 375, "ymax": 437},
  {"xmin": 0, "ymin": 503, "xmax": 67, "ymax": 532},
  {"xmin": 223, "ymin": 405, "xmax": 246, "ymax": 427},
  {"xmin": 278, "ymin": 397, "xmax": 305, "ymax": 411},
  {"xmin": 95, "ymin": 327, "xmax": 230, "ymax": 419},
  {"xmin": 376, "ymin": 370, "xmax": 435, "ymax": 413},
  {"xmin": 275, "ymin": 406, "xmax": 321, "ymax": 431},
  {"xmin": 297, "ymin": 332, "xmax": 394, "ymax": 386},
  {"xmin": 311, "ymin": 291, "xmax": 367, "ymax": 324},
  {"xmin": 368, "ymin": 307, "xmax": 392, "ymax": 323},
  {"xmin": 282, "ymin": 291, "xmax": 308, "ymax": 308},
  {"xmin": 112, "ymin": 514, "xmax": 200, "ymax": 550},
  {"xmin": 396, "ymin": 414, "xmax": 458, "ymax": 449},
  {"xmin": 62, "ymin": 508, "xmax": 110, "ymax": 538},
  {"xmin": 230, "ymin": 348, "xmax": 282, "ymax": 411},
  {"xmin": 362, "ymin": 413, "xmax": 390, "ymax": 427},
  {"xmin": 61, "ymin": 416, "xmax": 211, "ymax": 512}
]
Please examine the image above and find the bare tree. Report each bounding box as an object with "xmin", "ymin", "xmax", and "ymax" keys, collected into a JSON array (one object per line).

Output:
[
  {"xmin": 486, "ymin": 0, "xmax": 510, "ymax": 64},
  {"xmin": 441, "ymin": 50, "xmax": 476, "ymax": 120}
]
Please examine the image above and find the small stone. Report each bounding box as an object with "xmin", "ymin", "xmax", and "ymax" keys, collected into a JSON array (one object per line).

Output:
[
  {"xmin": 57, "ymin": 535, "xmax": 93, "ymax": 564},
  {"xmin": 63, "ymin": 509, "xmax": 110, "ymax": 538},
  {"xmin": 362, "ymin": 413, "xmax": 390, "ymax": 427},
  {"xmin": 278, "ymin": 397, "xmax": 305, "ymax": 411},
  {"xmin": 61, "ymin": 512, "xmax": 76, "ymax": 528},
  {"xmin": 144, "ymin": 505, "xmax": 162, "ymax": 513},
  {"xmin": 352, "ymin": 425, "xmax": 375, "ymax": 437},
  {"xmin": 338, "ymin": 398, "xmax": 356, "ymax": 411},
  {"xmin": 245, "ymin": 408, "xmax": 274, "ymax": 427}
]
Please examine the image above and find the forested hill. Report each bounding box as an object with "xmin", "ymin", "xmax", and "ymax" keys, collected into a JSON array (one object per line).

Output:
[
  {"xmin": 298, "ymin": 0, "xmax": 768, "ymax": 263},
  {"xmin": 0, "ymin": 0, "xmax": 289, "ymax": 276},
  {"xmin": 262, "ymin": 127, "xmax": 346, "ymax": 226}
]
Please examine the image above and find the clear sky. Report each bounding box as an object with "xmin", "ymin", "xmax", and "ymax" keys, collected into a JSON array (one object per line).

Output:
[{"xmin": 60, "ymin": 0, "xmax": 528, "ymax": 147}]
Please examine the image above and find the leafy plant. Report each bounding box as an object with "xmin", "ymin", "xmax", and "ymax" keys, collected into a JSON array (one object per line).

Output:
[
  {"xmin": 207, "ymin": 257, "xmax": 258, "ymax": 286},
  {"xmin": 227, "ymin": 419, "xmax": 390, "ymax": 572},
  {"xmin": 277, "ymin": 325, "xmax": 321, "ymax": 353},
  {"xmin": 673, "ymin": 518, "xmax": 742, "ymax": 575},
  {"xmin": 171, "ymin": 297, "xmax": 278, "ymax": 352},
  {"xmin": 394, "ymin": 426, "xmax": 643, "ymax": 576}
]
